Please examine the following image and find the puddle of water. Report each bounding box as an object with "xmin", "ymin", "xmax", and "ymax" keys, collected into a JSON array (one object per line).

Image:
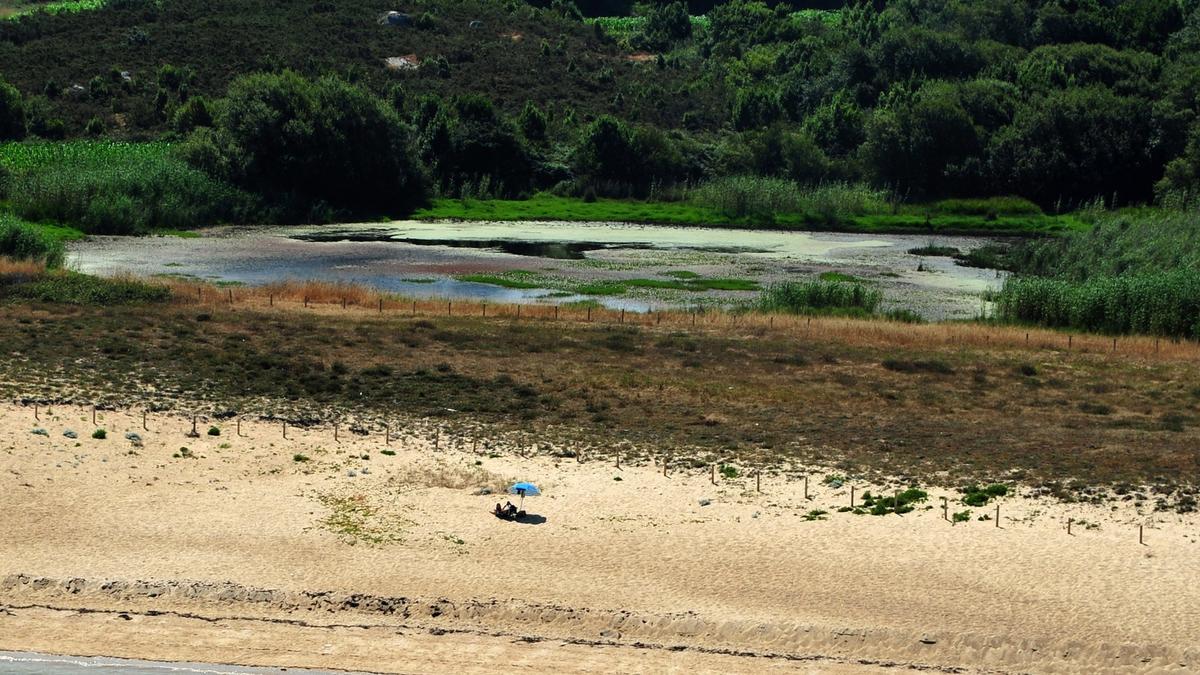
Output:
[{"xmin": 0, "ymin": 651, "xmax": 355, "ymax": 675}]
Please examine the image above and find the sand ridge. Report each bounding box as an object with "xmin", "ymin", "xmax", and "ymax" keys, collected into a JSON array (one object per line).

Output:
[{"xmin": 1, "ymin": 404, "xmax": 1198, "ymax": 673}]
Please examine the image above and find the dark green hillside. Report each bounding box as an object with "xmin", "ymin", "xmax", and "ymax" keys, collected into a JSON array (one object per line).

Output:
[{"xmin": 0, "ymin": 0, "xmax": 716, "ymax": 135}]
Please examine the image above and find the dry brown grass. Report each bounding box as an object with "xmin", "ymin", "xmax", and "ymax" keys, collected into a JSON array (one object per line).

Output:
[
  {"xmin": 2, "ymin": 294, "xmax": 1198, "ymax": 491},
  {"xmin": 390, "ymin": 459, "xmax": 512, "ymax": 494},
  {"xmin": 159, "ymin": 276, "xmax": 1200, "ymax": 364},
  {"xmin": 0, "ymin": 257, "xmax": 47, "ymax": 278}
]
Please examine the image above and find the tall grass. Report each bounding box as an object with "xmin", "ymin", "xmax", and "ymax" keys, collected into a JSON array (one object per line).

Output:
[
  {"xmin": 1009, "ymin": 209, "xmax": 1200, "ymax": 281},
  {"xmin": 758, "ymin": 279, "xmax": 882, "ymax": 315},
  {"xmin": 690, "ymin": 177, "xmax": 891, "ymax": 224},
  {"xmin": 0, "ymin": 215, "xmax": 65, "ymax": 267},
  {"xmin": 996, "ymin": 271, "xmax": 1200, "ymax": 339},
  {"xmin": 0, "ymin": 141, "xmax": 252, "ymax": 234},
  {"xmin": 933, "ymin": 196, "xmax": 1042, "ymax": 217}
]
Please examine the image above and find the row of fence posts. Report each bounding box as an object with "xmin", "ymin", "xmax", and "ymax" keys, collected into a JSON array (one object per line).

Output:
[
  {"xmin": 28, "ymin": 402, "xmax": 1156, "ymax": 544},
  {"xmin": 191, "ymin": 288, "xmax": 1181, "ymax": 354}
]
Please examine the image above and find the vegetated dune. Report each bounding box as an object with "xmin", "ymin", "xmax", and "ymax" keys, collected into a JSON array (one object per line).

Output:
[{"xmin": 1, "ymin": 404, "xmax": 1198, "ymax": 674}]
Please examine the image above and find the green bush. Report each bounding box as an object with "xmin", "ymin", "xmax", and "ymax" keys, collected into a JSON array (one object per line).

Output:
[
  {"xmin": 92, "ymin": 428, "xmax": 106, "ymax": 440},
  {"xmin": 207, "ymin": 426, "xmax": 220, "ymax": 436},
  {"xmin": 0, "ymin": 215, "xmax": 65, "ymax": 267},
  {"xmin": 196, "ymin": 70, "xmax": 426, "ymax": 219}
]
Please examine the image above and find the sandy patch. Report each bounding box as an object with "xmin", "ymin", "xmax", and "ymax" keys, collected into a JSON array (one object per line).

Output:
[{"xmin": 1, "ymin": 404, "xmax": 1197, "ymax": 673}]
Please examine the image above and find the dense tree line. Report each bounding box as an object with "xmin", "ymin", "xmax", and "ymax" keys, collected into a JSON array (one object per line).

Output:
[{"xmin": 2, "ymin": 0, "xmax": 1200, "ymax": 211}]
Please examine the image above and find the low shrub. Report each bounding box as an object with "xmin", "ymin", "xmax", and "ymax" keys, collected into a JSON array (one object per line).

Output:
[
  {"xmin": 3, "ymin": 271, "xmax": 170, "ymax": 304},
  {"xmin": 882, "ymin": 359, "xmax": 954, "ymax": 375},
  {"xmin": 0, "ymin": 216, "xmax": 65, "ymax": 267},
  {"xmin": 91, "ymin": 428, "xmax": 106, "ymax": 439}
]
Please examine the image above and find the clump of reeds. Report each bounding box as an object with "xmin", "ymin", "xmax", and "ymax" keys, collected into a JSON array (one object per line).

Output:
[
  {"xmin": 757, "ymin": 279, "xmax": 882, "ymax": 315},
  {"xmin": 689, "ymin": 177, "xmax": 891, "ymax": 223}
]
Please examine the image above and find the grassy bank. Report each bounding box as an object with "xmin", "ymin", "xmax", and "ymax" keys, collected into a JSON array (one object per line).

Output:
[
  {"xmin": 415, "ymin": 193, "xmax": 1085, "ymax": 236},
  {"xmin": 0, "ymin": 293, "xmax": 1196, "ymax": 492}
]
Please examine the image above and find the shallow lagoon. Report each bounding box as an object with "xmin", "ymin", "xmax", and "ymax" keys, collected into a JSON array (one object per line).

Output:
[{"xmin": 67, "ymin": 220, "xmax": 1006, "ymax": 319}]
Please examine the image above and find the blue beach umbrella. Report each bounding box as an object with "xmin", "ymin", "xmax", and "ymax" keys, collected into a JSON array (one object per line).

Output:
[{"xmin": 509, "ymin": 482, "xmax": 540, "ymax": 510}]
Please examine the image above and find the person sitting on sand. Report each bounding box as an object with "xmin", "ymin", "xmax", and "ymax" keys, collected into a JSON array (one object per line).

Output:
[
  {"xmin": 505, "ymin": 501, "xmax": 518, "ymax": 517},
  {"xmin": 494, "ymin": 503, "xmax": 504, "ymax": 517}
]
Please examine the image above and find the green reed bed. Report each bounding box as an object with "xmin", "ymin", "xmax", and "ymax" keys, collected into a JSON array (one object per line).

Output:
[
  {"xmin": 0, "ymin": 140, "xmax": 251, "ymax": 234},
  {"xmin": 995, "ymin": 270, "xmax": 1200, "ymax": 339}
]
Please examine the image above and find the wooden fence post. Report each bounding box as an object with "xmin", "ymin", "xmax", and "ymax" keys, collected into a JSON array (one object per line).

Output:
[
  {"xmin": 92, "ymin": 405, "xmax": 97, "ymax": 426},
  {"xmin": 711, "ymin": 464, "xmax": 716, "ymax": 485},
  {"xmin": 412, "ymin": 300, "xmax": 416, "ymax": 316},
  {"xmin": 1067, "ymin": 518, "xmax": 1073, "ymax": 535},
  {"xmin": 379, "ymin": 298, "xmax": 383, "ymax": 314},
  {"xmin": 1140, "ymin": 525, "xmax": 1144, "ymax": 545},
  {"xmin": 33, "ymin": 403, "xmax": 38, "ymax": 421},
  {"xmin": 334, "ymin": 423, "xmax": 339, "ymax": 443},
  {"xmin": 283, "ymin": 420, "xmax": 288, "ymax": 440},
  {"xmin": 587, "ymin": 306, "xmax": 592, "ymax": 322},
  {"xmin": 385, "ymin": 423, "xmax": 390, "ymax": 445},
  {"xmin": 803, "ymin": 475, "xmax": 809, "ymax": 500},
  {"xmin": 757, "ymin": 470, "xmax": 762, "ymax": 493},
  {"xmin": 850, "ymin": 485, "xmax": 855, "ymax": 508},
  {"xmin": 228, "ymin": 288, "xmax": 233, "ymax": 304},
  {"xmin": 995, "ymin": 503, "xmax": 1000, "ymax": 527},
  {"xmin": 142, "ymin": 410, "xmax": 148, "ymax": 431},
  {"xmin": 269, "ymin": 294, "xmax": 274, "ymax": 307},
  {"xmin": 236, "ymin": 417, "xmax": 242, "ymax": 437},
  {"xmin": 620, "ymin": 309, "xmax": 625, "ymax": 325}
]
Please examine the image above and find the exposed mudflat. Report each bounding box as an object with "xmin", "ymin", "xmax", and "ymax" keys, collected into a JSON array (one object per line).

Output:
[{"xmin": 67, "ymin": 220, "xmax": 1007, "ymax": 320}]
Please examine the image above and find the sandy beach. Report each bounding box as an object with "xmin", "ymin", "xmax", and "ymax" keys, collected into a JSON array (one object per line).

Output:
[{"xmin": 1, "ymin": 403, "xmax": 1197, "ymax": 673}]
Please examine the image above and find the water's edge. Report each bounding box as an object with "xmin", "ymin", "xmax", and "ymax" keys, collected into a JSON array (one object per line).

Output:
[{"xmin": 0, "ymin": 651, "xmax": 363, "ymax": 675}]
